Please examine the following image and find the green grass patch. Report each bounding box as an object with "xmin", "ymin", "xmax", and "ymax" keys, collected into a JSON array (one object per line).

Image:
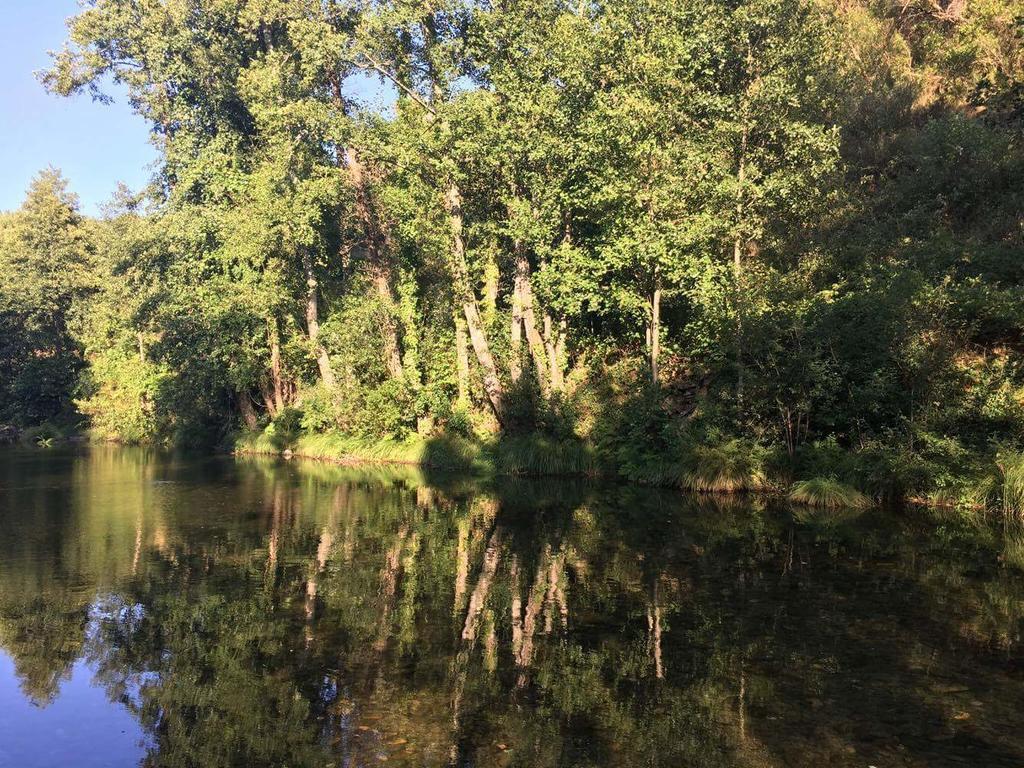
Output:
[
  {"xmin": 678, "ymin": 441, "xmax": 767, "ymax": 493},
  {"xmin": 789, "ymin": 477, "xmax": 872, "ymax": 509},
  {"xmin": 486, "ymin": 434, "xmax": 598, "ymax": 477},
  {"xmin": 234, "ymin": 427, "xmax": 600, "ymax": 478},
  {"xmin": 234, "ymin": 429, "xmax": 481, "ymax": 473},
  {"xmin": 1002, "ymin": 530, "xmax": 1024, "ymax": 572}
]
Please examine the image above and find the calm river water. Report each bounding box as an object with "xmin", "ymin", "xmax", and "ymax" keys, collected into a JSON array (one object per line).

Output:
[{"xmin": 0, "ymin": 446, "xmax": 1022, "ymax": 767}]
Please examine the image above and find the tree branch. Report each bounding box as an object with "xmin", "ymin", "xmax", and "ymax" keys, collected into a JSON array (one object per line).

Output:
[{"xmin": 349, "ymin": 51, "xmax": 436, "ymax": 116}]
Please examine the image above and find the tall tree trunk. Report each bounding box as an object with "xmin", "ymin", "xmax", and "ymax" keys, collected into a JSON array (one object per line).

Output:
[
  {"xmin": 455, "ymin": 309, "xmax": 470, "ymax": 405},
  {"xmin": 444, "ymin": 183, "xmax": 506, "ymax": 424},
  {"xmin": 301, "ymin": 249, "xmax": 337, "ymax": 390},
  {"xmin": 510, "ymin": 260, "xmax": 524, "ymax": 384},
  {"xmin": 511, "ymin": 244, "xmax": 549, "ymax": 391},
  {"xmin": 650, "ymin": 279, "xmax": 661, "ymax": 385},
  {"xmin": 267, "ymin": 317, "xmax": 286, "ymax": 412},
  {"xmin": 734, "ymin": 43, "xmax": 752, "ymax": 407},
  {"xmin": 483, "ymin": 254, "xmax": 499, "ymax": 325},
  {"xmin": 555, "ymin": 319, "xmax": 567, "ymax": 388},
  {"xmin": 343, "ymin": 146, "xmax": 404, "ymax": 380},
  {"xmin": 238, "ymin": 392, "xmax": 258, "ymax": 430},
  {"xmin": 543, "ymin": 313, "xmax": 565, "ymax": 393},
  {"xmin": 260, "ymin": 382, "xmax": 277, "ymax": 418}
]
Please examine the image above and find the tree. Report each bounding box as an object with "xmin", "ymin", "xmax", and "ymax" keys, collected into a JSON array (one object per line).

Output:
[{"xmin": 0, "ymin": 169, "xmax": 94, "ymax": 426}]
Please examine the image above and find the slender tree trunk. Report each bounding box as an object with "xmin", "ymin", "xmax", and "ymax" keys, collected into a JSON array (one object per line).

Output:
[
  {"xmin": 268, "ymin": 318, "xmax": 286, "ymax": 412},
  {"xmin": 734, "ymin": 223, "xmax": 745, "ymax": 405},
  {"xmin": 511, "ymin": 244, "xmax": 549, "ymax": 391},
  {"xmin": 651, "ymin": 280, "xmax": 661, "ymax": 385},
  {"xmin": 734, "ymin": 43, "xmax": 752, "ymax": 407},
  {"xmin": 444, "ymin": 183, "xmax": 506, "ymax": 424},
  {"xmin": 463, "ymin": 299, "xmax": 506, "ymax": 422},
  {"xmin": 414, "ymin": 16, "xmax": 507, "ymax": 422},
  {"xmin": 343, "ymin": 146, "xmax": 404, "ymax": 380},
  {"xmin": 510, "ymin": 259, "xmax": 524, "ymax": 384},
  {"xmin": 555, "ymin": 319, "xmax": 567, "ymax": 388},
  {"xmin": 483, "ymin": 254, "xmax": 499, "ymax": 325},
  {"xmin": 540, "ymin": 313, "xmax": 565, "ymax": 393},
  {"xmin": 523, "ymin": 302, "xmax": 548, "ymax": 389},
  {"xmin": 301, "ymin": 249, "xmax": 337, "ymax": 390},
  {"xmin": 455, "ymin": 310, "xmax": 470, "ymax": 405},
  {"xmin": 739, "ymin": 664, "xmax": 748, "ymax": 741}
]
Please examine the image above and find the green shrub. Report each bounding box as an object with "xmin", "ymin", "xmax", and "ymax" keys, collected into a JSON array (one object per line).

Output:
[
  {"xmin": 20, "ymin": 420, "xmax": 74, "ymax": 445},
  {"xmin": 75, "ymin": 347, "xmax": 168, "ymax": 443},
  {"xmin": 266, "ymin": 407, "xmax": 304, "ymax": 451},
  {"xmin": 358, "ymin": 379, "xmax": 418, "ymax": 439}
]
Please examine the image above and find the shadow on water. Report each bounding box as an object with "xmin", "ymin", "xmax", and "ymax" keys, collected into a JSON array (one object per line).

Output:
[{"xmin": 0, "ymin": 445, "xmax": 1022, "ymax": 767}]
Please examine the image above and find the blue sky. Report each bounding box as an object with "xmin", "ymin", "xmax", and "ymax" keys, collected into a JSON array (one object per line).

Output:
[
  {"xmin": 0, "ymin": 1, "xmax": 156, "ymax": 216},
  {"xmin": 0, "ymin": 2, "xmax": 398, "ymax": 217}
]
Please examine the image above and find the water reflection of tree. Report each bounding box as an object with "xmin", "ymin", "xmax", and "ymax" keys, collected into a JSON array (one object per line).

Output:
[{"xmin": 2, "ymin": 452, "xmax": 1024, "ymax": 766}]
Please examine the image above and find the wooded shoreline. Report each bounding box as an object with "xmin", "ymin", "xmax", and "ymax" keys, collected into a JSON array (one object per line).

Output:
[{"xmin": 2, "ymin": 0, "xmax": 1022, "ymax": 521}]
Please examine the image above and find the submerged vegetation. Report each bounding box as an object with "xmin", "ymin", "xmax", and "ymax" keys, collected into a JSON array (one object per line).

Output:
[{"xmin": 1, "ymin": 0, "xmax": 1023, "ymax": 515}]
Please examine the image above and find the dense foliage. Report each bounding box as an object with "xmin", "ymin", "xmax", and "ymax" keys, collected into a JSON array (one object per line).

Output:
[{"xmin": 2, "ymin": 0, "xmax": 1023, "ymax": 507}]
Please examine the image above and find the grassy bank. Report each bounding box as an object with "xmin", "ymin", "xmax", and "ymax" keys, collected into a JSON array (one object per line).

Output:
[
  {"xmin": 232, "ymin": 424, "xmax": 1024, "ymax": 518},
  {"xmin": 233, "ymin": 428, "xmax": 599, "ymax": 479}
]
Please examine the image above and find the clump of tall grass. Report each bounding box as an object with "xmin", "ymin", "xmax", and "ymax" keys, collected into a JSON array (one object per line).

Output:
[
  {"xmin": 1001, "ymin": 530, "xmax": 1024, "ymax": 572},
  {"xmin": 678, "ymin": 441, "xmax": 766, "ymax": 493},
  {"xmin": 788, "ymin": 477, "xmax": 872, "ymax": 509},
  {"xmin": 995, "ymin": 451, "xmax": 1024, "ymax": 521},
  {"xmin": 293, "ymin": 432, "xmax": 424, "ymax": 463},
  {"xmin": 488, "ymin": 435, "xmax": 597, "ymax": 477},
  {"xmin": 234, "ymin": 429, "xmax": 278, "ymax": 455}
]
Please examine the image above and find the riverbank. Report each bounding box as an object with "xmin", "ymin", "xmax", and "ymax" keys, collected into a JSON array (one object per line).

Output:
[
  {"xmin": 7, "ymin": 421, "xmax": 1009, "ymax": 515},
  {"xmin": 233, "ymin": 429, "xmax": 599, "ymax": 478},
  {"xmin": 233, "ymin": 427, "xmax": 1006, "ymax": 514}
]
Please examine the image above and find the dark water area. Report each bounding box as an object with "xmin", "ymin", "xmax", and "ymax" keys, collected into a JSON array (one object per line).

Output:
[{"xmin": 0, "ymin": 447, "xmax": 1022, "ymax": 768}]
